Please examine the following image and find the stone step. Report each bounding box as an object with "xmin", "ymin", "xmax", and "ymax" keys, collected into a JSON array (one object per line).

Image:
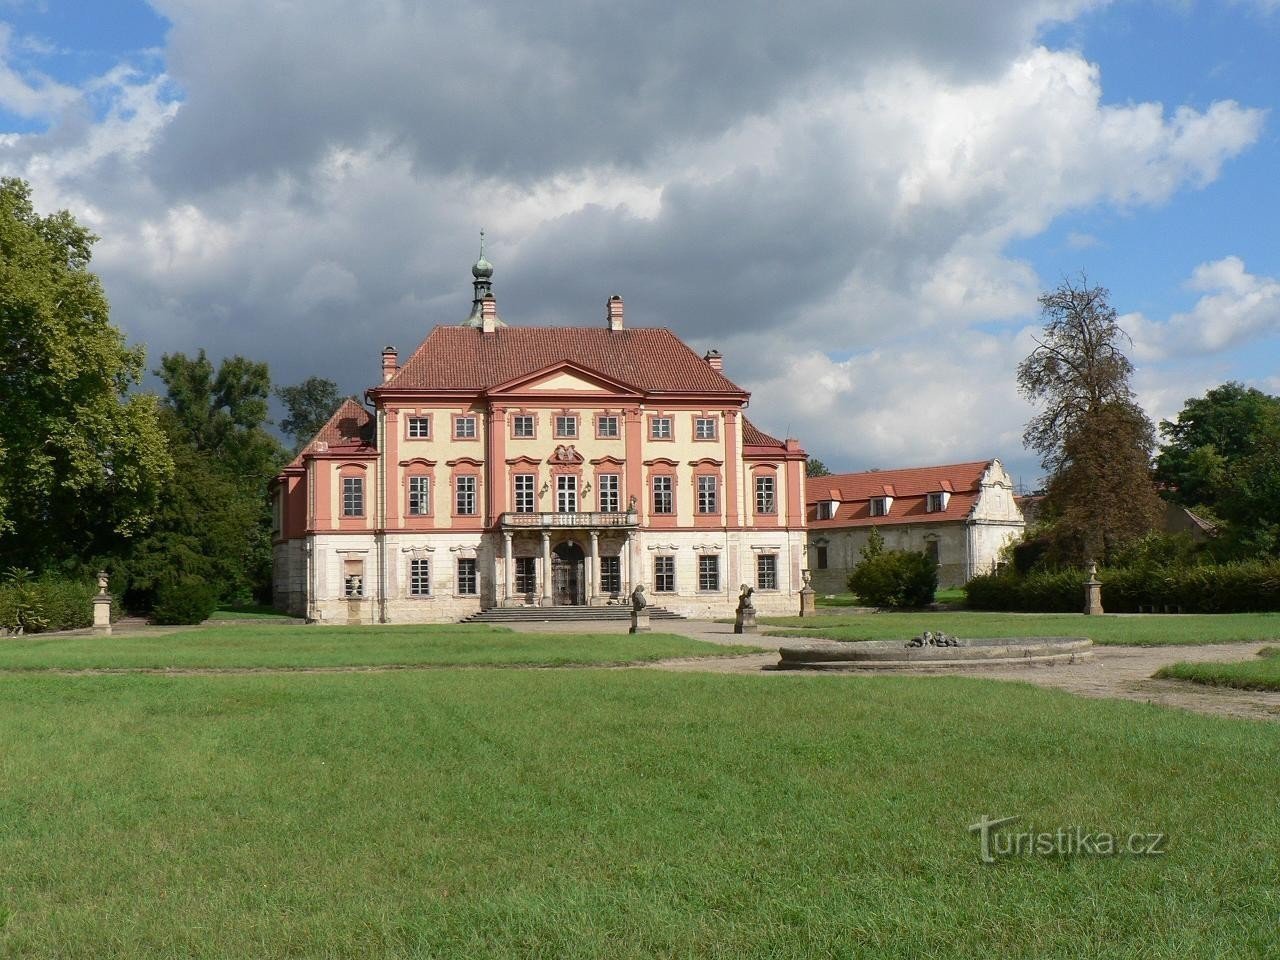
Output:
[{"xmin": 463, "ymin": 605, "xmax": 685, "ymax": 623}]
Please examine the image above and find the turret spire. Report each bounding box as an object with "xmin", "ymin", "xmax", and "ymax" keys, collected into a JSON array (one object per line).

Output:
[{"xmin": 463, "ymin": 229, "xmax": 503, "ymax": 328}]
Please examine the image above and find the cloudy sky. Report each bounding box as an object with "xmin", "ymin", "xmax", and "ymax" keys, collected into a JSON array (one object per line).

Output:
[{"xmin": 3, "ymin": 0, "xmax": 1278, "ymax": 485}]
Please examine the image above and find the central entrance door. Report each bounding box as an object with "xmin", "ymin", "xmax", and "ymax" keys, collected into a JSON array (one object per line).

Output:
[{"xmin": 551, "ymin": 541, "xmax": 585, "ymax": 605}]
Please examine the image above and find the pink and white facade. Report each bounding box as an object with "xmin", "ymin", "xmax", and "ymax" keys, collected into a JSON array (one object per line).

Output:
[{"xmin": 271, "ymin": 260, "xmax": 808, "ymax": 623}]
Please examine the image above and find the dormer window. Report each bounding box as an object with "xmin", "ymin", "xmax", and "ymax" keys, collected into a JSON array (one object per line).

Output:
[
  {"xmin": 869, "ymin": 497, "xmax": 890, "ymax": 517},
  {"xmin": 927, "ymin": 491, "xmax": 950, "ymax": 513},
  {"xmin": 816, "ymin": 500, "xmax": 838, "ymax": 521}
]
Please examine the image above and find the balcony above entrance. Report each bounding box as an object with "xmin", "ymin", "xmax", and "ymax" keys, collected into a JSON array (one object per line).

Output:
[{"xmin": 500, "ymin": 511, "xmax": 638, "ymax": 530}]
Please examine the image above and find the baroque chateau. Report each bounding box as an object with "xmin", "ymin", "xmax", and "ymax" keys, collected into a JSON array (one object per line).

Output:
[{"xmin": 271, "ymin": 251, "xmax": 809, "ymax": 622}]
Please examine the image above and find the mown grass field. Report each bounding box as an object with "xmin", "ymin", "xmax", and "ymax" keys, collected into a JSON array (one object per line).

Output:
[
  {"xmin": 0, "ymin": 669, "xmax": 1276, "ymax": 958},
  {"xmin": 1156, "ymin": 646, "xmax": 1280, "ymax": 691},
  {"xmin": 764, "ymin": 611, "xmax": 1280, "ymax": 646},
  {"xmin": 0, "ymin": 624, "xmax": 756, "ymax": 670}
]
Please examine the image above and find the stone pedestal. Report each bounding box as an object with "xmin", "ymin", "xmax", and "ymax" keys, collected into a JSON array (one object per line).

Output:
[
  {"xmin": 799, "ymin": 587, "xmax": 816, "ymax": 618},
  {"xmin": 1083, "ymin": 564, "xmax": 1104, "ymax": 616},
  {"xmin": 734, "ymin": 608, "xmax": 758, "ymax": 634},
  {"xmin": 629, "ymin": 610, "xmax": 650, "ymax": 634},
  {"xmin": 92, "ymin": 595, "xmax": 112, "ymax": 636}
]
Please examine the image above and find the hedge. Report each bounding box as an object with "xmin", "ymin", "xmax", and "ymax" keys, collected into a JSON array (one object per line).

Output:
[
  {"xmin": 965, "ymin": 561, "xmax": 1280, "ymax": 613},
  {"xmin": 151, "ymin": 577, "xmax": 218, "ymax": 625},
  {"xmin": 0, "ymin": 577, "xmax": 106, "ymax": 633}
]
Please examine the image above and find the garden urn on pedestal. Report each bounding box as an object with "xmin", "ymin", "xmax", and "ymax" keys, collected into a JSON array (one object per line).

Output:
[
  {"xmin": 93, "ymin": 571, "xmax": 112, "ymax": 636},
  {"xmin": 1083, "ymin": 562, "xmax": 1104, "ymax": 616}
]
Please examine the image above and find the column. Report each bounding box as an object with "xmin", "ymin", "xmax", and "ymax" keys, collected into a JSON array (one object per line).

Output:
[
  {"xmin": 621, "ymin": 531, "xmax": 632, "ymax": 593},
  {"xmin": 503, "ymin": 532, "xmax": 514, "ymax": 605},
  {"xmin": 588, "ymin": 531, "xmax": 599, "ymax": 604},
  {"xmin": 541, "ymin": 532, "xmax": 553, "ymax": 606}
]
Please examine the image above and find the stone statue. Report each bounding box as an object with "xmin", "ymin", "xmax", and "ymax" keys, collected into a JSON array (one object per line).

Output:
[
  {"xmin": 630, "ymin": 584, "xmax": 648, "ymax": 612},
  {"xmin": 737, "ymin": 584, "xmax": 755, "ymax": 612},
  {"xmin": 906, "ymin": 630, "xmax": 961, "ymax": 649},
  {"xmin": 733, "ymin": 585, "xmax": 758, "ymax": 634},
  {"xmin": 801, "ymin": 569, "xmax": 812, "ymax": 589},
  {"xmin": 628, "ymin": 495, "xmax": 638, "ymax": 513},
  {"xmin": 628, "ymin": 584, "xmax": 650, "ymax": 633},
  {"xmin": 96, "ymin": 570, "xmax": 109, "ymax": 596}
]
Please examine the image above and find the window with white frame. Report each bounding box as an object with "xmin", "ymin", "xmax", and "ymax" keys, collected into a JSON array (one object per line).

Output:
[
  {"xmin": 455, "ymin": 475, "xmax": 477, "ymax": 515},
  {"xmin": 409, "ymin": 558, "xmax": 430, "ymax": 596},
  {"xmin": 697, "ymin": 475, "xmax": 718, "ymax": 514},
  {"xmin": 757, "ymin": 554, "xmax": 778, "ymax": 590},
  {"xmin": 597, "ymin": 415, "xmax": 619, "ymax": 438},
  {"xmin": 598, "ymin": 473, "xmax": 620, "ymax": 512},
  {"xmin": 514, "ymin": 473, "xmax": 536, "ymax": 513},
  {"xmin": 652, "ymin": 475, "xmax": 673, "ymax": 514},
  {"xmin": 456, "ymin": 558, "xmax": 477, "ymax": 595},
  {"xmin": 556, "ymin": 474, "xmax": 578, "ymax": 513},
  {"xmin": 454, "ymin": 415, "xmax": 477, "ymax": 439},
  {"xmin": 755, "ymin": 475, "xmax": 775, "ymax": 514},
  {"xmin": 650, "ymin": 417, "xmax": 672, "ymax": 440},
  {"xmin": 342, "ymin": 476, "xmax": 364, "ymax": 517},
  {"xmin": 694, "ymin": 417, "xmax": 717, "ymax": 440},
  {"xmin": 698, "ymin": 554, "xmax": 720, "ymax": 591},
  {"xmin": 927, "ymin": 492, "xmax": 946, "ymax": 513},
  {"xmin": 816, "ymin": 500, "xmax": 836, "ymax": 520},
  {"xmin": 654, "ymin": 555, "xmax": 675, "ymax": 593},
  {"xmin": 513, "ymin": 414, "xmax": 535, "ymax": 438},
  {"xmin": 870, "ymin": 497, "xmax": 889, "ymax": 517},
  {"xmin": 407, "ymin": 416, "xmax": 430, "ymax": 439},
  {"xmin": 554, "ymin": 415, "xmax": 577, "ymax": 438},
  {"xmin": 407, "ymin": 475, "xmax": 430, "ymax": 515}
]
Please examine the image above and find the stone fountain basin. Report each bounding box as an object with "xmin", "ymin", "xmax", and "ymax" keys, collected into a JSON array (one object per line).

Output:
[{"xmin": 776, "ymin": 636, "xmax": 1092, "ymax": 670}]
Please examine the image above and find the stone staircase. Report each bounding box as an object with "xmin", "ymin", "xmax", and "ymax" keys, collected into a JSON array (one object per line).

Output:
[{"xmin": 463, "ymin": 604, "xmax": 686, "ymax": 624}]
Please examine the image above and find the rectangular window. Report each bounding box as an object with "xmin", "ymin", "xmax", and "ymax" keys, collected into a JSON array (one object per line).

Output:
[
  {"xmin": 757, "ymin": 554, "xmax": 778, "ymax": 591},
  {"xmin": 698, "ymin": 554, "xmax": 720, "ymax": 591},
  {"xmin": 556, "ymin": 474, "xmax": 577, "ymax": 513},
  {"xmin": 652, "ymin": 475, "xmax": 673, "ymax": 515},
  {"xmin": 454, "ymin": 415, "xmax": 477, "ymax": 439},
  {"xmin": 513, "ymin": 414, "xmax": 536, "ymax": 438},
  {"xmin": 555, "ymin": 415, "xmax": 577, "ymax": 438},
  {"xmin": 927, "ymin": 492, "xmax": 945, "ymax": 513},
  {"xmin": 925, "ymin": 540, "xmax": 940, "ymax": 564},
  {"xmin": 407, "ymin": 475, "xmax": 430, "ymax": 515},
  {"xmin": 694, "ymin": 417, "xmax": 717, "ymax": 440},
  {"xmin": 514, "ymin": 474, "xmax": 536, "ymax": 513},
  {"xmin": 816, "ymin": 545, "xmax": 829, "ymax": 570},
  {"xmin": 343, "ymin": 558, "xmax": 364, "ymax": 597},
  {"xmin": 599, "ymin": 556, "xmax": 621, "ymax": 595},
  {"xmin": 596, "ymin": 415, "xmax": 619, "ymax": 438},
  {"xmin": 654, "ymin": 555, "xmax": 675, "ymax": 593},
  {"xmin": 407, "ymin": 416, "xmax": 430, "ymax": 439},
  {"xmin": 870, "ymin": 497, "xmax": 888, "ymax": 517},
  {"xmin": 455, "ymin": 476, "xmax": 476, "ymax": 515},
  {"xmin": 697, "ymin": 475, "xmax": 718, "ymax": 514},
  {"xmin": 342, "ymin": 476, "xmax": 364, "ymax": 517},
  {"xmin": 456, "ymin": 557, "xmax": 477, "ymax": 596},
  {"xmin": 515, "ymin": 557, "xmax": 537, "ymax": 595},
  {"xmin": 650, "ymin": 417, "xmax": 672, "ymax": 440},
  {"xmin": 598, "ymin": 473, "xmax": 620, "ymax": 512},
  {"xmin": 816, "ymin": 500, "xmax": 835, "ymax": 521},
  {"xmin": 409, "ymin": 558, "xmax": 430, "ymax": 597},
  {"xmin": 755, "ymin": 476, "xmax": 775, "ymax": 514}
]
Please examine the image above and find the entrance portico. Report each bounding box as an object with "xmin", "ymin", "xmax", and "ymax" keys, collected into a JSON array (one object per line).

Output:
[{"xmin": 499, "ymin": 511, "xmax": 637, "ymax": 606}]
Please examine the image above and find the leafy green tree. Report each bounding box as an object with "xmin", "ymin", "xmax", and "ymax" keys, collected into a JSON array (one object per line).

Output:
[
  {"xmin": 1017, "ymin": 275, "xmax": 1162, "ymax": 563},
  {"xmin": 277, "ymin": 376, "xmax": 343, "ymax": 452},
  {"xmin": 1156, "ymin": 382, "xmax": 1280, "ymax": 556},
  {"xmin": 847, "ymin": 530, "xmax": 937, "ymax": 608},
  {"xmin": 806, "ymin": 458, "xmax": 832, "ymax": 478},
  {"xmin": 0, "ymin": 178, "xmax": 172, "ymax": 570}
]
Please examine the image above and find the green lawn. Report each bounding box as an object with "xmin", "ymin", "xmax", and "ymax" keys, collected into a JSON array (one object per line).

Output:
[
  {"xmin": 0, "ymin": 624, "xmax": 756, "ymax": 670},
  {"xmin": 0, "ymin": 670, "xmax": 1276, "ymax": 958},
  {"xmin": 1155, "ymin": 647, "xmax": 1280, "ymax": 691},
  {"xmin": 765, "ymin": 611, "xmax": 1280, "ymax": 646},
  {"xmin": 210, "ymin": 604, "xmax": 297, "ymax": 620}
]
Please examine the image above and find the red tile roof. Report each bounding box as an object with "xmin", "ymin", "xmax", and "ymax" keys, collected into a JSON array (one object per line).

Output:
[
  {"xmin": 289, "ymin": 398, "xmax": 375, "ymax": 466},
  {"xmin": 808, "ymin": 460, "xmax": 995, "ymax": 528},
  {"xmin": 382, "ymin": 326, "xmax": 747, "ymax": 395},
  {"xmin": 742, "ymin": 418, "xmax": 784, "ymax": 448}
]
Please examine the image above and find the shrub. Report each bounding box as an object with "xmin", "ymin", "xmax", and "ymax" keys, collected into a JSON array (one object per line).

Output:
[
  {"xmin": 965, "ymin": 560, "xmax": 1280, "ymax": 613},
  {"xmin": 848, "ymin": 550, "xmax": 938, "ymax": 608},
  {"xmin": 0, "ymin": 569, "xmax": 100, "ymax": 633},
  {"xmin": 151, "ymin": 577, "xmax": 218, "ymax": 625}
]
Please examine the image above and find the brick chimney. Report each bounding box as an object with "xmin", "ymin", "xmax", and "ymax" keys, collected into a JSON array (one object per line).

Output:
[
  {"xmin": 381, "ymin": 346, "xmax": 398, "ymax": 382},
  {"xmin": 607, "ymin": 294, "xmax": 624, "ymax": 331},
  {"xmin": 481, "ymin": 294, "xmax": 498, "ymax": 334},
  {"xmin": 704, "ymin": 349, "xmax": 723, "ymax": 372}
]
